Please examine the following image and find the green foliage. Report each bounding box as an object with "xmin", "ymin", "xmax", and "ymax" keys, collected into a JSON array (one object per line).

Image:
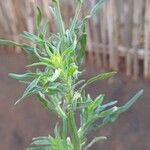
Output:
[
  {"xmin": 0, "ymin": 0, "xmax": 143, "ymax": 150},
  {"xmin": 36, "ymin": 7, "xmax": 42, "ymax": 31}
]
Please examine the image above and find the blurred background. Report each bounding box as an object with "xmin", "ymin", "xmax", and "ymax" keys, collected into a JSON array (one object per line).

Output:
[{"xmin": 0, "ymin": 0, "xmax": 150, "ymax": 150}]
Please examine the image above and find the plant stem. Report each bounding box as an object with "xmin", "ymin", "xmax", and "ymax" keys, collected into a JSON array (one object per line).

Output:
[
  {"xmin": 68, "ymin": 109, "xmax": 81, "ymax": 150},
  {"xmin": 61, "ymin": 54, "xmax": 81, "ymax": 149},
  {"xmin": 62, "ymin": 118, "xmax": 67, "ymax": 139},
  {"xmin": 64, "ymin": 79, "xmax": 81, "ymax": 149}
]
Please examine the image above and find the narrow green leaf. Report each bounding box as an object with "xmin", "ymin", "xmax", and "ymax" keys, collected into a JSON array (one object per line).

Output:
[
  {"xmin": 54, "ymin": 123, "xmax": 60, "ymax": 137},
  {"xmin": 20, "ymin": 31, "xmax": 41, "ymax": 42},
  {"xmin": 86, "ymin": 72, "xmax": 117, "ymax": 85},
  {"xmin": 31, "ymin": 138, "xmax": 50, "ymax": 146},
  {"xmin": 55, "ymin": 104, "xmax": 67, "ymax": 119},
  {"xmin": 73, "ymin": 80, "xmax": 85, "ymax": 89},
  {"xmin": 61, "ymin": 46, "xmax": 75, "ymax": 59},
  {"xmin": 95, "ymin": 101, "xmax": 118, "ymax": 113},
  {"xmin": 36, "ymin": 7, "xmax": 42, "ymax": 30},
  {"xmin": 84, "ymin": 136, "xmax": 107, "ymax": 150},
  {"xmin": 0, "ymin": 39, "xmax": 20, "ymax": 46},
  {"xmin": 77, "ymin": 0, "xmax": 107, "ymax": 30},
  {"xmin": 44, "ymin": 42, "xmax": 53, "ymax": 57},
  {"xmin": 90, "ymin": 0, "xmax": 107, "ymax": 16},
  {"xmin": 118, "ymin": 89, "xmax": 144, "ymax": 113},
  {"xmin": 23, "ymin": 78, "xmax": 40, "ymax": 97},
  {"xmin": 88, "ymin": 95, "xmax": 105, "ymax": 113},
  {"xmin": 26, "ymin": 147, "xmax": 45, "ymax": 150},
  {"xmin": 99, "ymin": 106, "xmax": 118, "ymax": 118},
  {"xmin": 80, "ymin": 72, "xmax": 117, "ymax": 90},
  {"xmin": 9, "ymin": 73, "xmax": 36, "ymax": 81},
  {"xmin": 20, "ymin": 45, "xmax": 35, "ymax": 54},
  {"xmin": 32, "ymin": 137, "xmax": 49, "ymax": 141},
  {"xmin": 37, "ymin": 92, "xmax": 56, "ymax": 113},
  {"xmin": 15, "ymin": 87, "xmax": 41, "ymax": 105},
  {"xmin": 33, "ymin": 45, "xmax": 52, "ymax": 64},
  {"xmin": 27, "ymin": 62, "xmax": 53, "ymax": 68},
  {"xmin": 0, "ymin": 39, "xmax": 36, "ymax": 54},
  {"xmin": 51, "ymin": 0, "xmax": 65, "ymax": 39},
  {"xmin": 102, "ymin": 111, "xmax": 119, "ymax": 125},
  {"xmin": 50, "ymin": 69, "xmax": 61, "ymax": 82},
  {"xmin": 77, "ymin": 33, "xmax": 87, "ymax": 65},
  {"xmin": 94, "ymin": 95, "xmax": 105, "ymax": 105},
  {"xmin": 70, "ymin": 0, "xmax": 83, "ymax": 32},
  {"xmin": 76, "ymin": 101, "xmax": 92, "ymax": 109},
  {"xmin": 15, "ymin": 77, "xmax": 41, "ymax": 105}
]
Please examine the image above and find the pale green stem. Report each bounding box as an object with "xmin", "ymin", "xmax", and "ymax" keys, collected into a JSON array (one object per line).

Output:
[
  {"xmin": 63, "ymin": 79, "xmax": 81, "ymax": 149},
  {"xmin": 62, "ymin": 118, "xmax": 67, "ymax": 139},
  {"xmin": 68, "ymin": 109, "xmax": 81, "ymax": 150}
]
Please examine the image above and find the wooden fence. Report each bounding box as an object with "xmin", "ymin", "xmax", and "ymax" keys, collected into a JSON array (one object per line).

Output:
[{"xmin": 0, "ymin": 0, "xmax": 150, "ymax": 79}]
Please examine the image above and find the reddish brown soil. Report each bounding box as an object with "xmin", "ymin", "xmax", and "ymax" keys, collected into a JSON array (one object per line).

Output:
[{"xmin": 0, "ymin": 51, "xmax": 150, "ymax": 150}]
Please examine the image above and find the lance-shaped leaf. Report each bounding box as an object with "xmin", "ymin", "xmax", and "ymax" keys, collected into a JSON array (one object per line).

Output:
[
  {"xmin": 84, "ymin": 136, "xmax": 107, "ymax": 150},
  {"xmin": 44, "ymin": 42, "xmax": 53, "ymax": 57},
  {"xmin": 117, "ymin": 89, "xmax": 144, "ymax": 113},
  {"xmin": 77, "ymin": 33, "xmax": 87, "ymax": 65},
  {"xmin": 26, "ymin": 136, "xmax": 51, "ymax": 150},
  {"xmin": 76, "ymin": 101, "xmax": 92, "ymax": 110},
  {"xmin": 0, "ymin": 39, "xmax": 20, "ymax": 46},
  {"xmin": 36, "ymin": 7, "xmax": 42, "ymax": 30},
  {"xmin": 70, "ymin": 0, "xmax": 84, "ymax": 32},
  {"xmin": 100, "ymin": 89, "xmax": 144, "ymax": 124},
  {"xmin": 27, "ymin": 62, "xmax": 53, "ymax": 68},
  {"xmin": 77, "ymin": 0, "xmax": 107, "ymax": 30},
  {"xmin": 86, "ymin": 72, "xmax": 117, "ymax": 85},
  {"xmin": 37, "ymin": 92, "xmax": 57, "ymax": 114},
  {"xmin": 73, "ymin": 79, "xmax": 85, "ymax": 89},
  {"xmin": 90, "ymin": 89, "xmax": 144, "ymax": 132},
  {"xmin": 50, "ymin": 0, "xmax": 65, "ymax": 39},
  {"xmin": 31, "ymin": 137, "xmax": 50, "ymax": 146},
  {"xmin": 20, "ymin": 45, "xmax": 35, "ymax": 54},
  {"xmin": 95, "ymin": 100, "xmax": 118, "ymax": 114},
  {"xmin": 88, "ymin": 95, "xmax": 105, "ymax": 113},
  {"xmin": 81, "ymin": 72, "xmax": 116, "ymax": 90},
  {"xmin": 15, "ymin": 77, "xmax": 41, "ymax": 105},
  {"xmin": 0, "ymin": 39, "xmax": 37, "ymax": 54},
  {"xmin": 26, "ymin": 147, "xmax": 46, "ymax": 150},
  {"xmin": 20, "ymin": 31, "xmax": 41, "ymax": 42},
  {"xmin": 90, "ymin": 0, "xmax": 107, "ymax": 16},
  {"xmin": 9, "ymin": 72, "xmax": 37, "ymax": 81},
  {"xmin": 50, "ymin": 69, "xmax": 61, "ymax": 82},
  {"xmin": 99, "ymin": 106, "xmax": 118, "ymax": 118},
  {"xmin": 33, "ymin": 45, "xmax": 52, "ymax": 64}
]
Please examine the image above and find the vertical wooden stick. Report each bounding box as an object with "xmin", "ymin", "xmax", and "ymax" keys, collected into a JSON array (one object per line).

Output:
[
  {"xmin": 132, "ymin": 0, "xmax": 144, "ymax": 79},
  {"xmin": 144, "ymin": 0, "xmax": 150, "ymax": 79}
]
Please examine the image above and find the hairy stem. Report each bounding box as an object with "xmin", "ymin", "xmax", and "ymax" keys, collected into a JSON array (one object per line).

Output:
[
  {"xmin": 62, "ymin": 118, "xmax": 67, "ymax": 139},
  {"xmin": 68, "ymin": 109, "xmax": 81, "ymax": 150}
]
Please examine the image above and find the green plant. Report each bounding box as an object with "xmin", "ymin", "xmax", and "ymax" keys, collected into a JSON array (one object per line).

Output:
[{"xmin": 0, "ymin": 0, "xmax": 143, "ymax": 150}]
